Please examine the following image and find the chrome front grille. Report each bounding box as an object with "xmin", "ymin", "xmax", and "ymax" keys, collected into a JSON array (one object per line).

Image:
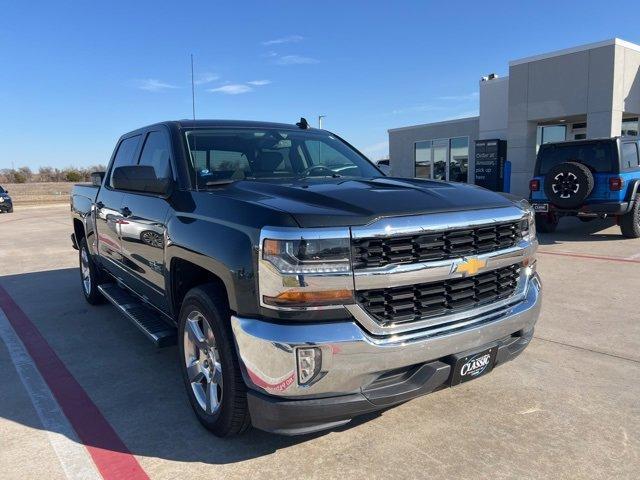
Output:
[
  {"xmin": 351, "ymin": 221, "xmax": 524, "ymax": 269},
  {"xmin": 356, "ymin": 264, "xmax": 521, "ymax": 326}
]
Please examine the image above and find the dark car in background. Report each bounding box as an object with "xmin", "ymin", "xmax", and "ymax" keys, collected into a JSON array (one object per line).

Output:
[{"xmin": 0, "ymin": 185, "xmax": 13, "ymax": 213}]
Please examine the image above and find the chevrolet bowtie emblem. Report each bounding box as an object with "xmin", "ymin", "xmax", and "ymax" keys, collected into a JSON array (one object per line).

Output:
[{"xmin": 454, "ymin": 257, "xmax": 487, "ymax": 276}]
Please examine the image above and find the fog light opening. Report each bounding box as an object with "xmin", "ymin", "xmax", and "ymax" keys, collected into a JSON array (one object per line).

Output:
[{"xmin": 296, "ymin": 347, "xmax": 322, "ymax": 386}]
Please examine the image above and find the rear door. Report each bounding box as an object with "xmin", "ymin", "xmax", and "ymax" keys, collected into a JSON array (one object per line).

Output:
[
  {"xmin": 119, "ymin": 129, "xmax": 173, "ymax": 311},
  {"xmin": 95, "ymin": 134, "xmax": 142, "ymax": 274}
]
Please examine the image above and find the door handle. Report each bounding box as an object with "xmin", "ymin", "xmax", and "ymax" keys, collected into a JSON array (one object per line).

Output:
[
  {"xmin": 96, "ymin": 201, "xmax": 104, "ymax": 209},
  {"xmin": 120, "ymin": 206, "xmax": 132, "ymax": 217}
]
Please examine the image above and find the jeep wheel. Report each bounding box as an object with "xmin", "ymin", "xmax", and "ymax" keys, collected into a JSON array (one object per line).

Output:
[
  {"xmin": 544, "ymin": 162, "xmax": 594, "ymax": 209},
  {"xmin": 178, "ymin": 284, "xmax": 250, "ymax": 437},
  {"xmin": 620, "ymin": 194, "xmax": 640, "ymax": 238},
  {"xmin": 535, "ymin": 213, "xmax": 558, "ymax": 233},
  {"xmin": 79, "ymin": 238, "xmax": 106, "ymax": 304}
]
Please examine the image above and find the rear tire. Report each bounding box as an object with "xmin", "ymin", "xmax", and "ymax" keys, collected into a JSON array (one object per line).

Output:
[
  {"xmin": 79, "ymin": 238, "xmax": 106, "ymax": 304},
  {"xmin": 178, "ymin": 284, "xmax": 251, "ymax": 437},
  {"xmin": 535, "ymin": 213, "xmax": 558, "ymax": 233},
  {"xmin": 620, "ymin": 195, "xmax": 640, "ymax": 238}
]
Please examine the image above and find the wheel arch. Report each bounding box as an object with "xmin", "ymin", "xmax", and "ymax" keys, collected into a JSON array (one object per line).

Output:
[
  {"xmin": 73, "ymin": 218, "xmax": 85, "ymax": 243},
  {"xmin": 168, "ymin": 256, "xmax": 233, "ymax": 322},
  {"xmin": 625, "ymin": 178, "xmax": 640, "ymax": 204}
]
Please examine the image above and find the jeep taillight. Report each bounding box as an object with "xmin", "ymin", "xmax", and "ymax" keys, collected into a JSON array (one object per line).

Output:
[
  {"xmin": 529, "ymin": 179, "xmax": 540, "ymax": 191},
  {"xmin": 609, "ymin": 177, "xmax": 624, "ymax": 191}
]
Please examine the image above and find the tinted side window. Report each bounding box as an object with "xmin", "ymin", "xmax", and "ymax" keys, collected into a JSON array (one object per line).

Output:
[
  {"xmin": 109, "ymin": 135, "xmax": 141, "ymax": 188},
  {"xmin": 138, "ymin": 131, "xmax": 172, "ymax": 180},
  {"xmin": 622, "ymin": 142, "xmax": 639, "ymax": 169}
]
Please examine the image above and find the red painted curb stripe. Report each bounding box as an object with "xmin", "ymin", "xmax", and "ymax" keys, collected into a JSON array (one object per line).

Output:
[
  {"xmin": 0, "ymin": 283, "xmax": 149, "ymax": 480},
  {"xmin": 538, "ymin": 250, "xmax": 640, "ymax": 264}
]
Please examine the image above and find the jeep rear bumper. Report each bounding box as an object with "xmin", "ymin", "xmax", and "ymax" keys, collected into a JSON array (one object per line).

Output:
[
  {"xmin": 231, "ymin": 274, "xmax": 541, "ymax": 435},
  {"xmin": 532, "ymin": 201, "xmax": 631, "ymax": 215}
]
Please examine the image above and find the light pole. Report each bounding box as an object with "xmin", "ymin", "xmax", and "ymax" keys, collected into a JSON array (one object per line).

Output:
[{"xmin": 318, "ymin": 115, "xmax": 326, "ymax": 129}]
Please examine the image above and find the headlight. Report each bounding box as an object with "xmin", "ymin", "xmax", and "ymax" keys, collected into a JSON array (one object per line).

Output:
[
  {"xmin": 516, "ymin": 199, "xmax": 536, "ymax": 241},
  {"xmin": 259, "ymin": 228, "xmax": 354, "ymax": 310},
  {"xmin": 0, "ymin": 197, "xmax": 4, "ymax": 203},
  {"xmin": 262, "ymin": 238, "xmax": 350, "ymax": 274}
]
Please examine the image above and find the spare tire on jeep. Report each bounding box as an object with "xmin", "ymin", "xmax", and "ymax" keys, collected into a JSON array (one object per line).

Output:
[{"xmin": 543, "ymin": 161, "xmax": 594, "ymax": 209}]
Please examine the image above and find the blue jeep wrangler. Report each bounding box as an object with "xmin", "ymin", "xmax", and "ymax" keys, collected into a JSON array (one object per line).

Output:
[{"xmin": 529, "ymin": 137, "xmax": 640, "ymax": 238}]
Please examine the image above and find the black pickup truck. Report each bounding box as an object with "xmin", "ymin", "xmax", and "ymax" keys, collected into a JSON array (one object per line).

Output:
[{"xmin": 71, "ymin": 119, "xmax": 541, "ymax": 436}]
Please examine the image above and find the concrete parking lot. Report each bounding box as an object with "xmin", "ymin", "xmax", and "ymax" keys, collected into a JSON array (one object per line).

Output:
[{"xmin": 0, "ymin": 204, "xmax": 639, "ymax": 480}]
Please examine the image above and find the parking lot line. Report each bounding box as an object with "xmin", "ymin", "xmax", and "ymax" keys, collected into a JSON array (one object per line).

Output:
[
  {"xmin": 0, "ymin": 309, "xmax": 102, "ymax": 480},
  {"xmin": 0, "ymin": 283, "xmax": 149, "ymax": 480},
  {"xmin": 538, "ymin": 250, "xmax": 640, "ymax": 264}
]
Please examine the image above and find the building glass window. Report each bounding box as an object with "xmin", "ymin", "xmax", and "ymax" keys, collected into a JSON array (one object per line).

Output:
[
  {"xmin": 415, "ymin": 140, "xmax": 432, "ymax": 178},
  {"xmin": 414, "ymin": 137, "xmax": 469, "ymax": 182},
  {"xmin": 540, "ymin": 125, "xmax": 567, "ymax": 144},
  {"xmin": 432, "ymin": 139, "xmax": 448, "ymax": 180},
  {"xmin": 449, "ymin": 136, "xmax": 469, "ymax": 182},
  {"xmin": 622, "ymin": 117, "xmax": 638, "ymax": 136}
]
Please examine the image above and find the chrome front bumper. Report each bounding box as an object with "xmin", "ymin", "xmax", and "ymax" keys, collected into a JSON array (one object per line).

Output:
[{"xmin": 231, "ymin": 273, "xmax": 541, "ymax": 399}]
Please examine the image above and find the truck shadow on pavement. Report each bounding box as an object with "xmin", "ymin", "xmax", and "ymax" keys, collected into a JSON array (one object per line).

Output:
[
  {"xmin": 0, "ymin": 267, "xmax": 382, "ymax": 465},
  {"xmin": 536, "ymin": 217, "xmax": 622, "ymax": 245}
]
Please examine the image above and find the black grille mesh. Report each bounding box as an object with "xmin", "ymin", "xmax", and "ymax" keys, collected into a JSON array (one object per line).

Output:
[
  {"xmin": 357, "ymin": 264, "xmax": 521, "ymax": 325},
  {"xmin": 352, "ymin": 221, "xmax": 524, "ymax": 269}
]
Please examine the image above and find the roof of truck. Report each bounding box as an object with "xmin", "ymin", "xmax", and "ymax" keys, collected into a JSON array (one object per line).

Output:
[{"xmin": 162, "ymin": 119, "xmax": 313, "ymax": 130}]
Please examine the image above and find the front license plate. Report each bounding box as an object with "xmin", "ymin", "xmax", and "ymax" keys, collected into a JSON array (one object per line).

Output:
[
  {"xmin": 532, "ymin": 203, "xmax": 549, "ymax": 213},
  {"xmin": 450, "ymin": 346, "xmax": 498, "ymax": 386}
]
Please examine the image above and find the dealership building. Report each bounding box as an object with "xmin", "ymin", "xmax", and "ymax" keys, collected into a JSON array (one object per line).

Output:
[{"xmin": 388, "ymin": 38, "xmax": 640, "ymax": 196}]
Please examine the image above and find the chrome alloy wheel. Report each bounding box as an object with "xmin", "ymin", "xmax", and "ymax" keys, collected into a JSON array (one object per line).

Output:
[
  {"xmin": 81, "ymin": 248, "xmax": 91, "ymax": 295},
  {"xmin": 183, "ymin": 311, "xmax": 223, "ymax": 414}
]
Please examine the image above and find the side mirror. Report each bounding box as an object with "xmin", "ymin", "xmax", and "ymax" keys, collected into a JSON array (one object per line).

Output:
[
  {"xmin": 111, "ymin": 166, "xmax": 171, "ymax": 195},
  {"xmin": 91, "ymin": 171, "xmax": 105, "ymax": 187}
]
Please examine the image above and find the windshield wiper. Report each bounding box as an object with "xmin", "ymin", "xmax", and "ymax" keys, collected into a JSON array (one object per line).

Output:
[
  {"xmin": 204, "ymin": 179, "xmax": 240, "ymax": 187},
  {"xmin": 298, "ymin": 173, "xmax": 343, "ymax": 180}
]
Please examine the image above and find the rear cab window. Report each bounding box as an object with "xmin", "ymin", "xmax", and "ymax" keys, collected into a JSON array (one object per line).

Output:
[
  {"xmin": 535, "ymin": 140, "xmax": 618, "ymax": 175},
  {"xmin": 138, "ymin": 131, "xmax": 173, "ymax": 180},
  {"xmin": 107, "ymin": 135, "xmax": 142, "ymax": 188}
]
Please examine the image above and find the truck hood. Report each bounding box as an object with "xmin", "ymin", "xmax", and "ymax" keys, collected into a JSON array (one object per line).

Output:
[{"xmin": 221, "ymin": 177, "xmax": 517, "ymax": 228}]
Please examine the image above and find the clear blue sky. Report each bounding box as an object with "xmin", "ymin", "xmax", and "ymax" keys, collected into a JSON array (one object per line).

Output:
[{"xmin": 1, "ymin": 1, "xmax": 639, "ymax": 169}]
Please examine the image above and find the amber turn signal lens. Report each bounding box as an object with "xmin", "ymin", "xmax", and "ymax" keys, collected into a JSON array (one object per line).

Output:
[
  {"xmin": 263, "ymin": 289, "xmax": 354, "ymax": 307},
  {"xmin": 263, "ymin": 239, "xmax": 281, "ymax": 256}
]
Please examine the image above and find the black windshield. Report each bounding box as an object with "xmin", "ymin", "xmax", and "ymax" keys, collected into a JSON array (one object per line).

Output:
[
  {"xmin": 184, "ymin": 128, "xmax": 381, "ymax": 188},
  {"xmin": 536, "ymin": 140, "xmax": 618, "ymax": 175}
]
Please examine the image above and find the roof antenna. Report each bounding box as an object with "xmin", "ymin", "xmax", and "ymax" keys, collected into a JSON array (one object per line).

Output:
[
  {"xmin": 191, "ymin": 53, "xmax": 196, "ymax": 122},
  {"xmin": 296, "ymin": 117, "xmax": 309, "ymax": 129}
]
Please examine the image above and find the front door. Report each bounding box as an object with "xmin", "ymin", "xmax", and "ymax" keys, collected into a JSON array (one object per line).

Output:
[{"xmin": 119, "ymin": 129, "xmax": 173, "ymax": 312}]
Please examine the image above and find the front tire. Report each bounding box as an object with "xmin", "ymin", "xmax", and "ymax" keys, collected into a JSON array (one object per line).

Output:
[
  {"xmin": 79, "ymin": 238, "xmax": 106, "ymax": 304},
  {"xmin": 620, "ymin": 195, "xmax": 640, "ymax": 238},
  {"xmin": 178, "ymin": 284, "xmax": 250, "ymax": 437}
]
